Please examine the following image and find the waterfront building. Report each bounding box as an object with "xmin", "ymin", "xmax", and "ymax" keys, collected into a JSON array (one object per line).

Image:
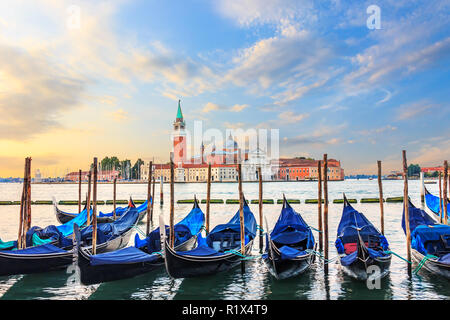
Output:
[
  {"xmin": 64, "ymin": 170, "xmax": 119, "ymax": 182},
  {"xmin": 278, "ymin": 158, "xmax": 344, "ymax": 181},
  {"xmin": 242, "ymin": 147, "xmax": 276, "ymax": 181},
  {"xmin": 34, "ymin": 169, "xmax": 42, "ymax": 182}
]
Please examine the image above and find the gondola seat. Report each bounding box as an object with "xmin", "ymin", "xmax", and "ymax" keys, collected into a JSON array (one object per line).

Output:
[
  {"xmin": 440, "ymin": 235, "xmax": 450, "ymax": 251},
  {"xmin": 208, "ymin": 230, "xmax": 241, "ymax": 251}
]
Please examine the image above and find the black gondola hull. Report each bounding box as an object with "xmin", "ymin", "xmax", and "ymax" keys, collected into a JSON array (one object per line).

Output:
[
  {"xmin": 412, "ymin": 249, "xmax": 450, "ymax": 279},
  {"xmin": 263, "ymin": 243, "xmax": 313, "ymax": 280},
  {"xmin": 0, "ymin": 226, "xmax": 135, "ymax": 277},
  {"xmin": 0, "ymin": 251, "xmax": 73, "ymax": 276},
  {"xmin": 77, "ymin": 248, "xmax": 163, "ymax": 285},
  {"xmin": 165, "ymin": 241, "xmax": 254, "ymax": 278},
  {"xmin": 339, "ymin": 252, "xmax": 391, "ymax": 281},
  {"xmin": 77, "ymin": 235, "xmax": 198, "ymax": 285}
]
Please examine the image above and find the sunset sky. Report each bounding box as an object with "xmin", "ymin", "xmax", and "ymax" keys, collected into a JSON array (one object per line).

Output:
[{"xmin": 0, "ymin": 0, "xmax": 449, "ymax": 177}]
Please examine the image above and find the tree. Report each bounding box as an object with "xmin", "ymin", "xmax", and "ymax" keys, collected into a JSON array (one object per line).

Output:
[
  {"xmin": 132, "ymin": 158, "xmax": 144, "ymax": 180},
  {"xmin": 407, "ymin": 164, "xmax": 421, "ymax": 177}
]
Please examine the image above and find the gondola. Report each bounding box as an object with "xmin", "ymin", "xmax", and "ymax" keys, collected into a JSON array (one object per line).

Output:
[
  {"xmin": 0, "ymin": 205, "xmax": 140, "ymax": 276},
  {"xmin": 424, "ymin": 186, "xmax": 449, "ymax": 220},
  {"xmin": 402, "ymin": 199, "xmax": 450, "ymax": 279},
  {"xmin": 262, "ymin": 196, "xmax": 315, "ymax": 279},
  {"xmin": 75, "ymin": 198, "xmax": 205, "ymax": 285},
  {"xmin": 164, "ymin": 196, "xmax": 256, "ymax": 278},
  {"xmin": 53, "ymin": 197, "xmax": 148, "ymax": 224},
  {"xmin": 335, "ymin": 195, "xmax": 391, "ymax": 281},
  {"xmin": 0, "ymin": 205, "xmax": 90, "ymax": 251}
]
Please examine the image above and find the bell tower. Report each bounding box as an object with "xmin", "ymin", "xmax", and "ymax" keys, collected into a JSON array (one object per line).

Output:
[{"xmin": 172, "ymin": 100, "xmax": 186, "ymax": 165}]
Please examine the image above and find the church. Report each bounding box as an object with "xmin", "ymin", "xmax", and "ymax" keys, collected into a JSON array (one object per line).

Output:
[{"xmin": 141, "ymin": 100, "xmax": 276, "ymax": 182}]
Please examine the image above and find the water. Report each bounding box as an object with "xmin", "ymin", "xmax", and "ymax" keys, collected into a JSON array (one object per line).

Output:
[{"xmin": 0, "ymin": 180, "xmax": 448, "ymax": 300}]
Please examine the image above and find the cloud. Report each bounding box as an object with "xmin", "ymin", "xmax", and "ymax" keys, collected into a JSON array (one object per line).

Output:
[
  {"xmin": 395, "ymin": 101, "xmax": 438, "ymax": 121},
  {"xmin": 216, "ymin": 0, "xmax": 316, "ymax": 28},
  {"xmin": 202, "ymin": 102, "xmax": 222, "ymax": 113},
  {"xmin": 283, "ymin": 123, "xmax": 347, "ymax": 147},
  {"xmin": 359, "ymin": 125, "xmax": 398, "ymax": 136},
  {"xmin": 376, "ymin": 89, "xmax": 392, "ymax": 105},
  {"xmin": 278, "ymin": 111, "xmax": 309, "ymax": 123},
  {"xmin": 223, "ymin": 122, "xmax": 246, "ymax": 129},
  {"xmin": 225, "ymin": 28, "xmax": 334, "ymax": 104},
  {"xmin": 230, "ymin": 104, "xmax": 249, "ymax": 112},
  {"xmin": 0, "ymin": 44, "xmax": 85, "ymax": 141},
  {"xmin": 343, "ymin": 2, "xmax": 450, "ymax": 89},
  {"xmin": 108, "ymin": 108, "xmax": 129, "ymax": 122},
  {"xmin": 202, "ymin": 102, "xmax": 249, "ymax": 113}
]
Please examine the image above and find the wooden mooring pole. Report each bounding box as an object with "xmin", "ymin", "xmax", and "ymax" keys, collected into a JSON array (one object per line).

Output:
[
  {"xmin": 92, "ymin": 157, "xmax": 98, "ymax": 255},
  {"xmin": 78, "ymin": 169, "xmax": 82, "ymax": 213},
  {"xmin": 237, "ymin": 163, "xmax": 245, "ymax": 273},
  {"xmin": 420, "ymin": 171, "xmax": 424, "ymax": 203},
  {"xmin": 402, "ymin": 150, "xmax": 412, "ymax": 275},
  {"xmin": 317, "ymin": 160, "xmax": 323, "ymax": 252},
  {"xmin": 444, "ymin": 161, "xmax": 448, "ymax": 225},
  {"xmin": 146, "ymin": 161, "xmax": 153, "ymax": 235},
  {"xmin": 160, "ymin": 172, "xmax": 164, "ymax": 206},
  {"xmin": 18, "ymin": 157, "xmax": 31, "ymax": 249},
  {"xmin": 25, "ymin": 158, "xmax": 31, "ymax": 232},
  {"xmin": 439, "ymin": 172, "xmax": 443, "ymax": 223},
  {"xmin": 323, "ymin": 154, "xmax": 329, "ymax": 272},
  {"xmin": 206, "ymin": 163, "xmax": 211, "ymax": 234},
  {"xmin": 377, "ymin": 161, "xmax": 385, "ymax": 235},
  {"xmin": 258, "ymin": 166, "xmax": 263, "ymax": 253},
  {"xmin": 113, "ymin": 177, "xmax": 117, "ymax": 220},
  {"xmin": 87, "ymin": 171, "xmax": 92, "ymax": 226},
  {"xmin": 169, "ymin": 160, "xmax": 175, "ymax": 247},
  {"xmin": 151, "ymin": 176, "xmax": 155, "ymax": 221}
]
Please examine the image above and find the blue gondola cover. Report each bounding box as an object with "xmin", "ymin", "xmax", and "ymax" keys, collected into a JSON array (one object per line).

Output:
[
  {"xmin": 176, "ymin": 202, "xmax": 256, "ymax": 257},
  {"xmin": 88, "ymin": 202, "xmax": 205, "ymax": 266},
  {"xmin": 411, "ymin": 224, "xmax": 450, "ymax": 256},
  {"xmin": 336, "ymin": 200, "xmax": 390, "ymax": 260},
  {"xmin": 424, "ymin": 188, "xmax": 450, "ymax": 217},
  {"xmin": 266, "ymin": 199, "xmax": 314, "ymax": 260},
  {"xmin": 90, "ymin": 246, "xmax": 160, "ymax": 266},
  {"xmin": 3, "ymin": 243, "xmax": 66, "ymax": 255}
]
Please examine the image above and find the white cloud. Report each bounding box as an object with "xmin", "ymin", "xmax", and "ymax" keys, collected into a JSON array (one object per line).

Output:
[
  {"xmin": 278, "ymin": 111, "xmax": 309, "ymax": 123},
  {"xmin": 108, "ymin": 108, "xmax": 129, "ymax": 122},
  {"xmin": 202, "ymin": 102, "xmax": 250, "ymax": 113},
  {"xmin": 216, "ymin": 0, "xmax": 316, "ymax": 28},
  {"xmin": 202, "ymin": 102, "xmax": 222, "ymax": 113},
  {"xmin": 395, "ymin": 101, "xmax": 438, "ymax": 121},
  {"xmin": 230, "ymin": 104, "xmax": 249, "ymax": 112}
]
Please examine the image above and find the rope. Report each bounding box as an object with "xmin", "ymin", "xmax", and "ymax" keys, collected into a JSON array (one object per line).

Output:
[
  {"xmin": 384, "ymin": 250, "xmax": 412, "ymax": 264},
  {"xmin": 309, "ymin": 226, "xmax": 323, "ymax": 233},
  {"xmin": 413, "ymin": 254, "xmax": 438, "ymax": 275},
  {"xmin": 153, "ymin": 251, "xmax": 163, "ymax": 257},
  {"xmin": 224, "ymin": 249, "xmax": 246, "ymax": 258},
  {"xmin": 305, "ymin": 249, "xmax": 338, "ymax": 264},
  {"xmin": 256, "ymin": 225, "xmax": 265, "ymax": 233},
  {"xmin": 132, "ymin": 225, "xmax": 146, "ymax": 237},
  {"xmin": 224, "ymin": 249, "xmax": 263, "ymax": 260}
]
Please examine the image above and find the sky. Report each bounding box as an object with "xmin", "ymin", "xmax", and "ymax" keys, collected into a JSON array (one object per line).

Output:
[{"xmin": 0, "ymin": 0, "xmax": 449, "ymax": 177}]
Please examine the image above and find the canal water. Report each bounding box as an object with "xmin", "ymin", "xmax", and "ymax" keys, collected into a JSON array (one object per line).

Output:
[{"xmin": 0, "ymin": 180, "xmax": 448, "ymax": 300}]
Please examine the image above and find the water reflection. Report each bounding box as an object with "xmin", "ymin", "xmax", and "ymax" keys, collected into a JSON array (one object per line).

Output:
[{"xmin": 1, "ymin": 270, "xmax": 97, "ymax": 300}]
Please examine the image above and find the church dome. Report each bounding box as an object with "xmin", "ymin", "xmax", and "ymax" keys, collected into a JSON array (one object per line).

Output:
[{"xmin": 225, "ymin": 134, "xmax": 238, "ymax": 149}]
